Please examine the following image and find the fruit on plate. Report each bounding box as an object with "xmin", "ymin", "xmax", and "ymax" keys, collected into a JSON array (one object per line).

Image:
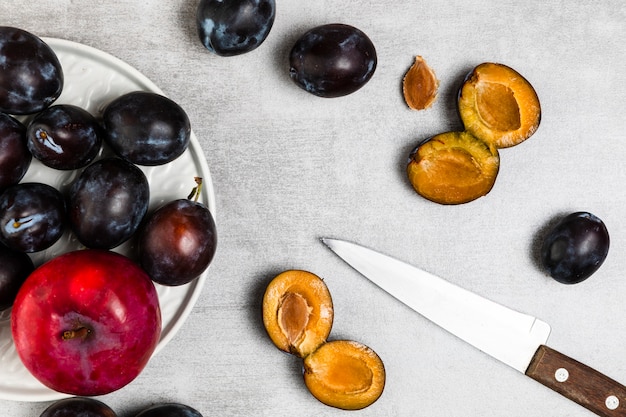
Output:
[
  {"xmin": 0, "ymin": 182, "xmax": 66, "ymax": 252},
  {"xmin": 135, "ymin": 403, "xmax": 204, "ymax": 417},
  {"xmin": 407, "ymin": 131, "xmax": 500, "ymax": 205},
  {"xmin": 0, "ymin": 243, "xmax": 34, "ymax": 311},
  {"xmin": 11, "ymin": 249, "xmax": 161, "ymax": 396},
  {"xmin": 402, "ymin": 56, "xmax": 439, "ymax": 110},
  {"xmin": 39, "ymin": 397, "xmax": 118, "ymax": 417},
  {"xmin": 68, "ymin": 157, "xmax": 149, "ymax": 249},
  {"xmin": 196, "ymin": 0, "xmax": 276, "ymax": 57},
  {"xmin": 540, "ymin": 212, "xmax": 609, "ymax": 284},
  {"xmin": 263, "ymin": 269, "xmax": 385, "ymax": 409},
  {"xmin": 289, "ymin": 24, "xmax": 377, "ymax": 98},
  {"xmin": 304, "ymin": 340, "xmax": 385, "ymax": 410},
  {"xmin": 458, "ymin": 62, "xmax": 541, "ymax": 149},
  {"xmin": 138, "ymin": 177, "xmax": 217, "ymax": 286},
  {"xmin": 262, "ymin": 270, "xmax": 334, "ymax": 358},
  {"xmin": 26, "ymin": 104, "xmax": 103, "ymax": 170},
  {"xmin": 0, "ymin": 112, "xmax": 31, "ymax": 191},
  {"xmin": 103, "ymin": 91, "xmax": 191, "ymax": 166},
  {"xmin": 0, "ymin": 26, "xmax": 63, "ymax": 115}
]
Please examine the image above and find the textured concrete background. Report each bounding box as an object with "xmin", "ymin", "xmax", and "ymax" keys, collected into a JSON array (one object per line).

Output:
[{"xmin": 2, "ymin": 1, "xmax": 625, "ymax": 416}]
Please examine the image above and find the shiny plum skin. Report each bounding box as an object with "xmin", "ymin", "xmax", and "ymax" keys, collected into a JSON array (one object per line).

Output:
[
  {"xmin": 289, "ymin": 24, "xmax": 377, "ymax": 98},
  {"xmin": 135, "ymin": 403, "xmax": 204, "ymax": 417},
  {"xmin": 139, "ymin": 199, "xmax": 217, "ymax": 286},
  {"xmin": 0, "ymin": 113, "xmax": 31, "ymax": 190},
  {"xmin": 12, "ymin": 249, "xmax": 161, "ymax": 396},
  {"xmin": 540, "ymin": 212, "xmax": 609, "ymax": 284},
  {"xmin": 196, "ymin": 0, "xmax": 276, "ymax": 57},
  {"xmin": 0, "ymin": 27, "xmax": 63, "ymax": 115},
  {"xmin": 0, "ymin": 182, "xmax": 66, "ymax": 253},
  {"xmin": 27, "ymin": 104, "xmax": 103, "ymax": 170},
  {"xmin": 103, "ymin": 91, "xmax": 191, "ymax": 166},
  {"xmin": 68, "ymin": 157, "xmax": 149, "ymax": 249},
  {"xmin": 39, "ymin": 397, "xmax": 118, "ymax": 417},
  {"xmin": 0, "ymin": 244, "xmax": 34, "ymax": 311}
]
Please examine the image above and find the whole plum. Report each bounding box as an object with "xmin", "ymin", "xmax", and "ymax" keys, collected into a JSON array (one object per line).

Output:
[
  {"xmin": 0, "ymin": 243, "xmax": 34, "ymax": 311},
  {"xmin": 0, "ymin": 27, "xmax": 63, "ymax": 115},
  {"xmin": 39, "ymin": 397, "xmax": 117, "ymax": 417},
  {"xmin": 103, "ymin": 91, "xmax": 191, "ymax": 166},
  {"xmin": 0, "ymin": 113, "xmax": 31, "ymax": 191},
  {"xmin": 0, "ymin": 182, "xmax": 66, "ymax": 253},
  {"xmin": 135, "ymin": 403, "xmax": 203, "ymax": 417},
  {"xmin": 289, "ymin": 24, "xmax": 377, "ymax": 98},
  {"xmin": 138, "ymin": 192, "xmax": 217, "ymax": 286},
  {"xmin": 540, "ymin": 212, "xmax": 609, "ymax": 284},
  {"xmin": 68, "ymin": 157, "xmax": 149, "ymax": 249},
  {"xmin": 27, "ymin": 104, "xmax": 103, "ymax": 170},
  {"xmin": 196, "ymin": 0, "xmax": 276, "ymax": 56}
]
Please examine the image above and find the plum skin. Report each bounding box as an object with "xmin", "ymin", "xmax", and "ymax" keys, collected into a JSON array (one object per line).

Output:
[
  {"xmin": 39, "ymin": 397, "xmax": 118, "ymax": 417},
  {"xmin": 0, "ymin": 113, "xmax": 31, "ymax": 191},
  {"xmin": 540, "ymin": 212, "xmax": 609, "ymax": 284},
  {"xmin": 0, "ymin": 244, "xmax": 34, "ymax": 311},
  {"xmin": 138, "ymin": 199, "xmax": 217, "ymax": 286},
  {"xmin": 0, "ymin": 26, "xmax": 63, "ymax": 115},
  {"xmin": 289, "ymin": 23, "xmax": 377, "ymax": 98},
  {"xmin": 135, "ymin": 403, "xmax": 203, "ymax": 417},
  {"xmin": 196, "ymin": 0, "xmax": 276, "ymax": 56}
]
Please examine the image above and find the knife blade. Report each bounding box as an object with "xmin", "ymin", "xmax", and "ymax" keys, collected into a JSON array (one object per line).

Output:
[{"xmin": 322, "ymin": 237, "xmax": 626, "ymax": 417}]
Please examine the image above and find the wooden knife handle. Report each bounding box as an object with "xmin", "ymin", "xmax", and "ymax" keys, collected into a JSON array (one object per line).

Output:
[{"xmin": 526, "ymin": 345, "xmax": 626, "ymax": 417}]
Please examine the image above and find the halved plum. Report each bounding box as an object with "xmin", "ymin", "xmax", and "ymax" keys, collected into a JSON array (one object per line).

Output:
[
  {"xmin": 303, "ymin": 340, "xmax": 385, "ymax": 410},
  {"xmin": 458, "ymin": 62, "xmax": 541, "ymax": 148},
  {"xmin": 407, "ymin": 131, "xmax": 500, "ymax": 205},
  {"xmin": 262, "ymin": 270, "xmax": 334, "ymax": 358}
]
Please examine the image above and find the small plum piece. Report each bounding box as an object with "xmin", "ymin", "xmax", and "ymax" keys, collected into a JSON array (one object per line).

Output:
[
  {"xmin": 0, "ymin": 243, "xmax": 34, "ymax": 311},
  {"xmin": 0, "ymin": 182, "xmax": 66, "ymax": 252},
  {"xmin": 138, "ymin": 179, "xmax": 217, "ymax": 286},
  {"xmin": 402, "ymin": 56, "xmax": 439, "ymax": 110},
  {"xmin": 27, "ymin": 104, "xmax": 103, "ymax": 170},
  {"xmin": 68, "ymin": 157, "xmax": 149, "ymax": 249},
  {"xmin": 11, "ymin": 250, "xmax": 161, "ymax": 396},
  {"xmin": 262, "ymin": 270, "xmax": 334, "ymax": 358},
  {"xmin": 458, "ymin": 62, "xmax": 541, "ymax": 148},
  {"xmin": 196, "ymin": 0, "xmax": 276, "ymax": 57},
  {"xmin": 135, "ymin": 403, "xmax": 204, "ymax": 417},
  {"xmin": 407, "ymin": 131, "xmax": 500, "ymax": 205},
  {"xmin": 103, "ymin": 91, "xmax": 191, "ymax": 166},
  {"xmin": 303, "ymin": 340, "xmax": 385, "ymax": 410},
  {"xmin": 540, "ymin": 212, "xmax": 609, "ymax": 284},
  {"xmin": 0, "ymin": 113, "xmax": 31, "ymax": 191},
  {"xmin": 289, "ymin": 24, "xmax": 377, "ymax": 98},
  {"xmin": 39, "ymin": 397, "xmax": 117, "ymax": 417},
  {"xmin": 0, "ymin": 27, "xmax": 63, "ymax": 115}
]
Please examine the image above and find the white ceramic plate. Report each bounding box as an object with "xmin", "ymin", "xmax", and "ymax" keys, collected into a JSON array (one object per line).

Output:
[{"xmin": 0, "ymin": 38, "xmax": 216, "ymax": 402}]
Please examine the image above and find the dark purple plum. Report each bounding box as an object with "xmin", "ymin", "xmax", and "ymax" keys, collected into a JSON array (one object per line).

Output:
[
  {"xmin": 39, "ymin": 397, "xmax": 117, "ymax": 417},
  {"xmin": 0, "ymin": 182, "xmax": 66, "ymax": 253},
  {"xmin": 196, "ymin": 0, "xmax": 276, "ymax": 56},
  {"xmin": 289, "ymin": 24, "xmax": 377, "ymax": 98},
  {"xmin": 0, "ymin": 243, "xmax": 34, "ymax": 311},
  {"xmin": 135, "ymin": 403, "xmax": 203, "ymax": 417},
  {"xmin": 0, "ymin": 27, "xmax": 63, "ymax": 115},
  {"xmin": 540, "ymin": 212, "xmax": 609, "ymax": 284},
  {"xmin": 102, "ymin": 91, "xmax": 191, "ymax": 166},
  {"xmin": 138, "ymin": 191, "xmax": 217, "ymax": 286},
  {"xmin": 0, "ymin": 113, "xmax": 31, "ymax": 190},
  {"xmin": 68, "ymin": 157, "xmax": 149, "ymax": 249},
  {"xmin": 27, "ymin": 104, "xmax": 103, "ymax": 170}
]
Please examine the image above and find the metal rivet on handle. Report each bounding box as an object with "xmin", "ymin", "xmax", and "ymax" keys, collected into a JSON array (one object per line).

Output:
[
  {"xmin": 554, "ymin": 368, "xmax": 569, "ymax": 382},
  {"xmin": 605, "ymin": 395, "xmax": 619, "ymax": 410}
]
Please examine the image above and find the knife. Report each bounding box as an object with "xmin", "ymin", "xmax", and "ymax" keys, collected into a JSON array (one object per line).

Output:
[{"xmin": 321, "ymin": 238, "xmax": 626, "ymax": 417}]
